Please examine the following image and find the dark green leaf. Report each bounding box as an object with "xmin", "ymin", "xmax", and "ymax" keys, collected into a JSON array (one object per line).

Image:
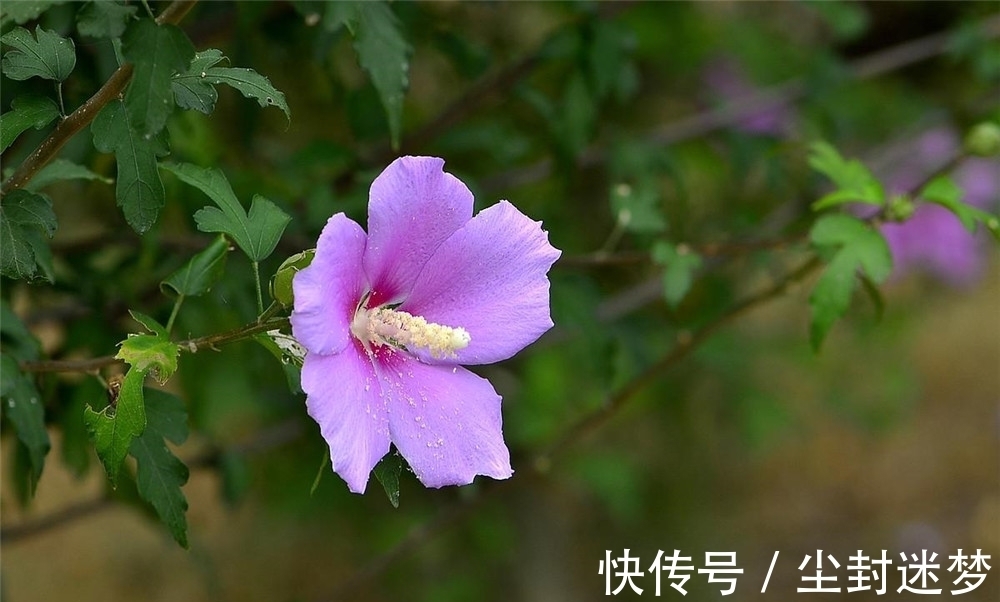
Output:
[
  {"xmin": 329, "ymin": 1, "xmax": 411, "ymax": 149},
  {"xmin": 129, "ymin": 391, "xmax": 189, "ymax": 548},
  {"xmin": 1, "ymin": 95, "xmax": 59, "ymax": 152},
  {"xmin": 809, "ymin": 141, "xmax": 885, "ymax": 209},
  {"xmin": 1, "ymin": 354, "xmax": 51, "ymax": 496},
  {"xmin": 808, "ymin": 214, "xmax": 892, "ymax": 350},
  {"xmin": 373, "ymin": 451, "xmax": 402, "ymax": 508},
  {"xmin": 26, "ymin": 158, "xmax": 112, "ymax": 191},
  {"xmin": 161, "ymin": 161, "xmax": 291, "ymax": 262},
  {"xmin": 121, "ymin": 19, "xmax": 195, "ymax": 136},
  {"xmin": 161, "ymin": 235, "xmax": 230, "ymax": 297},
  {"xmin": 201, "ymin": 65, "xmax": 290, "ymax": 121},
  {"xmin": 652, "ymin": 242, "xmax": 703, "ymax": 308},
  {"xmin": 128, "ymin": 310, "xmax": 168, "ymax": 338},
  {"xmin": 1, "ymin": 26, "xmax": 75, "ymax": 81},
  {"xmin": 0, "ymin": 2, "xmax": 64, "ymax": 26},
  {"xmin": 0, "ymin": 300, "xmax": 41, "ymax": 361},
  {"xmin": 171, "ymin": 49, "xmax": 225, "ymax": 113},
  {"xmin": 77, "ymin": 0, "xmax": 137, "ymax": 39},
  {"xmin": 0, "ymin": 189, "xmax": 56, "ymax": 281},
  {"xmin": 84, "ymin": 367, "xmax": 147, "ymax": 487},
  {"xmin": 91, "ymin": 99, "xmax": 168, "ymax": 233}
]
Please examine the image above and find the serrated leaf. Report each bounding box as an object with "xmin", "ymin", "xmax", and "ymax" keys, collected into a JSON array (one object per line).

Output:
[
  {"xmin": 129, "ymin": 390, "xmax": 189, "ymax": 548},
  {"xmin": 161, "ymin": 234, "xmax": 230, "ymax": 297},
  {"xmin": 77, "ymin": 0, "xmax": 137, "ymax": 39},
  {"xmin": 161, "ymin": 161, "xmax": 291, "ymax": 262},
  {"xmin": 1, "ymin": 354, "xmax": 51, "ymax": 496},
  {"xmin": 920, "ymin": 175, "xmax": 999, "ymax": 236},
  {"xmin": 91, "ymin": 99, "xmax": 168, "ymax": 233},
  {"xmin": 171, "ymin": 49, "xmax": 225, "ymax": 113},
  {"xmin": 373, "ymin": 451, "xmax": 402, "ymax": 508},
  {"xmin": 84, "ymin": 368, "xmax": 146, "ymax": 487},
  {"xmin": 652, "ymin": 242, "xmax": 703, "ymax": 309},
  {"xmin": 128, "ymin": 309, "xmax": 168, "ymax": 337},
  {"xmin": 327, "ymin": 1, "xmax": 410, "ymax": 149},
  {"xmin": 808, "ymin": 214, "xmax": 892, "ymax": 350},
  {"xmin": 121, "ymin": 19, "xmax": 195, "ymax": 136},
  {"xmin": 1, "ymin": 95, "xmax": 60, "ymax": 152},
  {"xmin": 0, "ymin": 189, "xmax": 56, "ymax": 281},
  {"xmin": 26, "ymin": 158, "xmax": 112, "ymax": 191},
  {"xmin": 1, "ymin": 1, "xmax": 65, "ymax": 27},
  {"xmin": 117, "ymin": 334, "xmax": 178, "ymax": 384},
  {"xmin": 809, "ymin": 141, "xmax": 885, "ymax": 209},
  {"xmin": 1, "ymin": 26, "xmax": 76, "ymax": 81},
  {"xmin": 201, "ymin": 65, "xmax": 290, "ymax": 121}
]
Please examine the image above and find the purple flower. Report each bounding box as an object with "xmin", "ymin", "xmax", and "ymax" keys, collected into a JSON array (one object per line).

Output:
[
  {"xmin": 702, "ymin": 58, "xmax": 794, "ymax": 137},
  {"xmin": 291, "ymin": 156, "xmax": 560, "ymax": 493}
]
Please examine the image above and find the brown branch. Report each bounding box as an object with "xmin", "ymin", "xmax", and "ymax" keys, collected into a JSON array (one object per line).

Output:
[
  {"xmin": 18, "ymin": 316, "xmax": 289, "ymax": 374},
  {"xmin": 0, "ymin": 0, "xmax": 199, "ymax": 197}
]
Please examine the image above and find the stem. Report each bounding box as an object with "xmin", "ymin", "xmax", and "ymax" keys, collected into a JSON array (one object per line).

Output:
[
  {"xmin": 258, "ymin": 300, "xmax": 282, "ymax": 323},
  {"xmin": 55, "ymin": 82, "xmax": 66, "ymax": 117},
  {"xmin": 140, "ymin": 0, "xmax": 156, "ymax": 19},
  {"xmin": 0, "ymin": 0, "xmax": 199, "ymax": 197},
  {"xmin": 252, "ymin": 261, "xmax": 264, "ymax": 315},
  {"xmin": 165, "ymin": 295, "xmax": 184, "ymax": 334}
]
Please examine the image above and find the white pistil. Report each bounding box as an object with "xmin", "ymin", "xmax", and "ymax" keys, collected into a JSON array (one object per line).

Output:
[{"xmin": 353, "ymin": 306, "xmax": 470, "ymax": 359}]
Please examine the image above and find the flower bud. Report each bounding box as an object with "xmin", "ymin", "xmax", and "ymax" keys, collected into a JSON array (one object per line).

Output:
[{"xmin": 964, "ymin": 122, "xmax": 1000, "ymax": 157}]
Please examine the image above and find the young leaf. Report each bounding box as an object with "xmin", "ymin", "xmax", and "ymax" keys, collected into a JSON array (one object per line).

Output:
[
  {"xmin": 117, "ymin": 333, "xmax": 179, "ymax": 384},
  {"xmin": 0, "ymin": 354, "xmax": 51, "ymax": 496},
  {"xmin": 809, "ymin": 141, "xmax": 885, "ymax": 209},
  {"xmin": 808, "ymin": 214, "xmax": 892, "ymax": 350},
  {"xmin": 84, "ymin": 368, "xmax": 147, "ymax": 487},
  {"xmin": 160, "ymin": 162, "xmax": 291, "ymax": 262},
  {"xmin": 0, "ymin": 189, "xmax": 56, "ymax": 281},
  {"xmin": 77, "ymin": 0, "xmax": 137, "ymax": 39},
  {"xmin": 26, "ymin": 158, "xmax": 112, "ymax": 191},
  {"xmin": 121, "ymin": 19, "xmax": 195, "ymax": 136},
  {"xmin": 92, "ymin": 99, "xmax": 168, "ymax": 233},
  {"xmin": 1, "ymin": 95, "xmax": 60, "ymax": 152},
  {"xmin": 327, "ymin": 2, "xmax": 411, "ymax": 149},
  {"xmin": 1, "ymin": 26, "xmax": 76, "ymax": 81},
  {"xmin": 129, "ymin": 388, "xmax": 189, "ymax": 548},
  {"xmin": 373, "ymin": 451, "xmax": 402, "ymax": 508},
  {"xmin": 161, "ymin": 234, "xmax": 230, "ymax": 297},
  {"xmin": 920, "ymin": 175, "xmax": 1000, "ymax": 237},
  {"xmin": 651, "ymin": 242, "xmax": 703, "ymax": 309}
]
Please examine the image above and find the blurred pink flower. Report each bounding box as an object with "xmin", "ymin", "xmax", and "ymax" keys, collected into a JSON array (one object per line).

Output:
[
  {"xmin": 291, "ymin": 156, "xmax": 560, "ymax": 493},
  {"xmin": 702, "ymin": 58, "xmax": 794, "ymax": 137}
]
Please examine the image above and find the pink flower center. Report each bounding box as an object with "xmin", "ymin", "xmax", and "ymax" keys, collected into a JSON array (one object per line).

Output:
[{"xmin": 350, "ymin": 302, "xmax": 470, "ymax": 359}]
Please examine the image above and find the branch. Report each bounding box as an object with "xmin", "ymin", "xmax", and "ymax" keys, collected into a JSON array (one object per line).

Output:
[{"xmin": 0, "ymin": 0, "xmax": 199, "ymax": 197}]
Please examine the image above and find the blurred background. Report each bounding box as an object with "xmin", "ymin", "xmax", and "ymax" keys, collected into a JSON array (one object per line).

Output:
[{"xmin": 2, "ymin": 1, "xmax": 998, "ymax": 601}]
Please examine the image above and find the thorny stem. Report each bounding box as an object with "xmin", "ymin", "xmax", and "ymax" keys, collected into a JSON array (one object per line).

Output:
[{"xmin": 0, "ymin": 0, "xmax": 199, "ymax": 197}]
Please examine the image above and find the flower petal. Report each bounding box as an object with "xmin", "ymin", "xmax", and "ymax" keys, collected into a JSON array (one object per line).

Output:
[
  {"xmin": 291, "ymin": 213, "xmax": 367, "ymax": 355},
  {"xmin": 363, "ymin": 156, "xmax": 474, "ymax": 306},
  {"xmin": 381, "ymin": 354, "xmax": 512, "ymax": 488},
  {"xmin": 302, "ymin": 344, "xmax": 390, "ymax": 494},
  {"xmin": 401, "ymin": 201, "xmax": 560, "ymax": 364}
]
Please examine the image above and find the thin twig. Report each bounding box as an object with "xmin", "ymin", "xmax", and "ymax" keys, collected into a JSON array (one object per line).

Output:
[{"xmin": 0, "ymin": 0, "xmax": 199, "ymax": 197}]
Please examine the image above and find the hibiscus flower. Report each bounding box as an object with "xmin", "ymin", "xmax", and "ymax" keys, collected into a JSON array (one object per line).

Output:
[{"xmin": 291, "ymin": 156, "xmax": 560, "ymax": 493}]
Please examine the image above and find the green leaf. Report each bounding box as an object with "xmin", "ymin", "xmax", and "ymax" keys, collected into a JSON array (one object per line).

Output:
[
  {"xmin": 129, "ymin": 388, "xmax": 189, "ymax": 548},
  {"xmin": 328, "ymin": 1, "xmax": 411, "ymax": 149},
  {"xmin": 373, "ymin": 451, "xmax": 402, "ymax": 508},
  {"xmin": 0, "ymin": 300, "xmax": 41, "ymax": 361},
  {"xmin": 160, "ymin": 162, "xmax": 291, "ymax": 262},
  {"xmin": 270, "ymin": 249, "xmax": 315, "ymax": 307},
  {"xmin": 1, "ymin": 354, "xmax": 51, "ymax": 496},
  {"xmin": 161, "ymin": 235, "xmax": 230, "ymax": 297},
  {"xmin": 1, "ymin": 2, "xmax": 65, "ymax": 27},
  {"xmin": 117, "ymin": 333, "xmax": 179, "ymax": 384},
  {"xmin": 610, "ymin": 180, "xmax": 665, "ymax": 233},
  {"xmin": 77, "ymin": 0, "xmax": 137, "ymax": 39},
  {"xmin": 26, "ymin": 158, "xmax": 112, "ymax": 191},
  {"xmin": 128, "ymin": 309, "xmax": 168, "ymax": 337},
  {"xmin": 91, "ymin": 99, "xmax": 168, "ymax": 233},
  {"xmin": 808, "ymin": 214, "xmax": 892, "ymax": 350},
  {"xmin": 121, "ymin": 19, "xmax": 195, "ymax": 136},
  {"xmin": 0, "ymin": 189, "xmax": 56, "ymax": 281},
  {"xmin": 1, "ymin": 26, "xmax": 76, "ymax": 82},
  {"xmin": 809, "ymin": 141, "xmax": 885, "ymax": 209},
  {"xmin": 84, "ymin": 367, "xmax": 147, "ymax": 487},
  {"xmin": 652, "ymin": 242, "xmax": 703, "ymax": 309},
  {"xmin": 202, "ymin": 65, "xmax": 290, "ymax": 121},
  {"xmin": 920, "ymin": 175, "xmax": 999, "ymax": 237},
  {"xmin": 171, "ymin": 49, "xmax": 225, "ymax": 113},
  {"xmin": 1, "ymin": 95, "xmax": 60, "ymax": 152}
]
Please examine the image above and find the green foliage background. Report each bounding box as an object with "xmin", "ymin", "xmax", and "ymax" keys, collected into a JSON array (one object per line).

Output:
[{"xmin": 1, "ymin": 2, "xmax": 998, "ymax": 601}]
